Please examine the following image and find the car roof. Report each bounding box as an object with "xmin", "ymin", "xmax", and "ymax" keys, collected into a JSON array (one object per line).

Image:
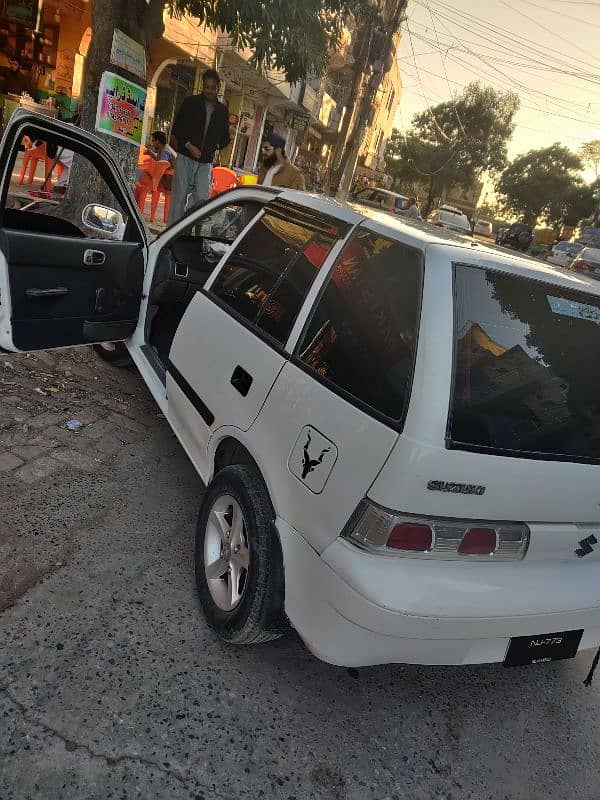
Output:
[
  {"xmin": 277, "ymin": 189, "xmax": 600, "ymax": 297},
  {"xmin": 364, "ymin": 187, "xmax": 408, "ymax": 199}
]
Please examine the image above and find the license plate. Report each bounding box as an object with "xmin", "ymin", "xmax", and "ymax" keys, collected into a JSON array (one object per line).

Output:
[{"xmin": 504, "ymin": 629, "xmax": 583, "ymax": 667}]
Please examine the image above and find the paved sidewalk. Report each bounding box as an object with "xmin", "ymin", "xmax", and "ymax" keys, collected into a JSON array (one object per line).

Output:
[{"xmin": 0, "ymin": 347, "xmax": 161, "ymax": 612}]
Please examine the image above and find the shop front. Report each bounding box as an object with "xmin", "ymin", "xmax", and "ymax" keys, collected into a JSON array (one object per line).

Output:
[{"xmin": 0, "ymin": 0, "xmax": 90, "ymax": 128}]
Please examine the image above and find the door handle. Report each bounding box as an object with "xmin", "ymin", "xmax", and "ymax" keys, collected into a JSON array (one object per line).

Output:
[
  {"xmin": 84, "ymin": 249, "xmax": 106, "ymax": 266},
  {"xmin": 26, "ymin": 287, "xmax": 69, "ymax": 298},
  {"xmin": 230, "ymin": 365, "xmax": 253, "ymax": 397}
]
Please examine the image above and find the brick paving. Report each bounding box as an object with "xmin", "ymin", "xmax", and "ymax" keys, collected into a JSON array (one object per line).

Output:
[
  {"xmin": 0, "ymin": 346, "xmax": 163, "ymax": 612},
  {"xmin": 0, "ymin": 347, "xmax": 159, "ymax": 485}
]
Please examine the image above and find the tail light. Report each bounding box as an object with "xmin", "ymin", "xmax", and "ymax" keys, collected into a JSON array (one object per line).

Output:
[{"xmin": 343, "ymin": 500, "xmax": 529, "ymax": 561}]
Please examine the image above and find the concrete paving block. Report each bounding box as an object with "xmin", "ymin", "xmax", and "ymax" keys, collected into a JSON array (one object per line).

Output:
[
  {"xmin": 14, "ymin": 456, "xmax": 62, "ymax": 484},
  {"xmin": 27, "ymin": 411, "xmax": 64, "ymax": 430},
  {"xmin": 51, "ymin": 448, "xmax": 102, "ymax": 473},
  {"xmin": 11, "ymin": 442, "xmax": 59, "ymax": 460},
  {"xmin": 0, "ymin": 452, "xmax": 24, "ymax": 472},
  {"xmin": 81, "ymin": 418, "xmax": 118, "ymax": 440}
]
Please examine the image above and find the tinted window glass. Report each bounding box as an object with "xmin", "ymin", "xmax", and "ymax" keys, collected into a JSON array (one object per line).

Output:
[
  {"xmin": 394, "ymin": 197, "xmax": 407, "ymax": 210},
  {"xmin": 451, "ymin": 264, "xmax": 600, "ymax": 461},
  {"xmin": 210, "ymin": 209, "xmax": 338, "ymax": 344},
  {"xmin": 298, "ymin": 230, "xmax": 422, "ymax": 422}
]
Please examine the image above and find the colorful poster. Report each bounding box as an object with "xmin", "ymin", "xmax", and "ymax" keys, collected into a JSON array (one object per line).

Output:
[
  {"xmin": 110, "ymin": 29, "xmax": 146, "ymax": 80},
  {"xmin": 95, "ymin": 72, "xmax": 147, "ymax": 147}
]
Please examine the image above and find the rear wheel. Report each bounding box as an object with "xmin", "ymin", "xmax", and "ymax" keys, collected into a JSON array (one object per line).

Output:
[
  {"xmin": 195, "ymin": 465, "xmax": 286, "ymax": 644},
  {"xmin": 92, "ymin": 342, "xmax": 133, "ymax": 368}
]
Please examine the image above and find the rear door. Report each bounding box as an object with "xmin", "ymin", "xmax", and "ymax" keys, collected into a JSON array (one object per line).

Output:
[
  {"xmin": 247, "ymin": 225, "xmax": 425, "ymax": 553},
  {"xmin": 166, "ymin": 197, "xmax": 352, "ymax": 480},
  {"xmin": 0, "ymin": 111, "xmax": 147, "ymax": 352}
]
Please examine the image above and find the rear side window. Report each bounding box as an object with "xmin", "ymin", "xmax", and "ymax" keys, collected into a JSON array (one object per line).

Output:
[
  {"xmin": 209, "ymin": 205, "xmax": 342, "ymax": 345},
  {"xmin": 450, "ymin": 264, "xmax": 600, "ymax": 462},
  {"xmin": 296, "ymin": 229, "xmax": 422, "ymax": 423},
  {"xmin": 394, "ymin": 198, "xmax": 407, "ymax": 211}
]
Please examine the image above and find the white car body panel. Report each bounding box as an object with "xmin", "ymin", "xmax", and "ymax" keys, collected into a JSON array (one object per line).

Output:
[
  {"xmin": 168, "ymin": 295, "xmax": 288, "ymax": 478},
  {"xmin": 242, "ymin": 361, "xmax": 399, "ymax": 552}
]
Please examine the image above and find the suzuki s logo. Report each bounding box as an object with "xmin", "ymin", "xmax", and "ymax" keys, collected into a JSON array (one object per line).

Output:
[{"xmin": 575, "ymin": 534, "xmax": 597, "ymax": 558}]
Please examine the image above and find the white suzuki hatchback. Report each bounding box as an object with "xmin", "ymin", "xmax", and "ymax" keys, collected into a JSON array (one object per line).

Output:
[{"xmin": 2, "ymin": 113, "xmax": 600, "ymax": 675}]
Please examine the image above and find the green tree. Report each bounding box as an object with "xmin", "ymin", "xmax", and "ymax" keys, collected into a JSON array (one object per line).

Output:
[
  {"xmin": 497, "ymin": 144, "xmax": 586, "ymax": 227},
  {"xmin": 578, "ymin": 140, "xmax": 600, "ymax": 179},
  {"xmin": 59, "ymin": 0, "xmax": 375, "ymax": 219},
  {"xmin": 385, "ymin": 83, "xmax": 519, "ymax": 214}
]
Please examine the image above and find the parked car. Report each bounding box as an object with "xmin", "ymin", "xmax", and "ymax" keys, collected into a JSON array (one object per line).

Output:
[
  {"xmin": 569, "ymin": 246, "xmax": 600, "ymax": 278},
  {"xmin": 350, "ymin": 187, "xmax": 410, "ymax": 215},
  {"xmin": 546, "ymin": 241, "xmax": 584, "ymax": 268},
  {"xmin": 473, "ymin": 219, "xmax": 493, "ymax": 238},
  {"xmin": 427, "ymin": 208, "xmax": 472, "ymax": 236},
  {"xmin": 3, "ymin": 111, "xmax": 600, "ymax": 673},
  {"xmin": 495, "ymin": 222, "xmax": 534, "ymax": 252}
]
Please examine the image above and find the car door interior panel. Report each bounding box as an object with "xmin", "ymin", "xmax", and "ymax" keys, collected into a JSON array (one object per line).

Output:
[{"xmin": 1, "ymin": 228, "xmax": 144, "ymax": 350}]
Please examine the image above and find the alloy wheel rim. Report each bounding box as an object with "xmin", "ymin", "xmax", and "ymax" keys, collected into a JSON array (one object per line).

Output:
[{"xmin": 204, "ymin": 494, "xmax": 250, "ymax": 612}]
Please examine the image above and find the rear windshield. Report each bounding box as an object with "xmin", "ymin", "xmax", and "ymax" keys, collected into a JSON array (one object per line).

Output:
[
  {"xmin": 440, "ymin": 211, "xmax": 469, "ymax": 227},
  {"xmin": 450, "ymin": 264, "xmax": 600, "ymax": 462}
]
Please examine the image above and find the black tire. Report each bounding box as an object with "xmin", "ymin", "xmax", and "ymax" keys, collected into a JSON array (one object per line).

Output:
[
  {"xmin": 92, "ymin": 342, "xmax": 133, "ymax": 368},
  {"xmin": 195, "ymin": 465, "xmax": 286, "ymax": 644}
]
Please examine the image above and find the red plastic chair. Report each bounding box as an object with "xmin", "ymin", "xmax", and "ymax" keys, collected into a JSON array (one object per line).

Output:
[
  {"xmin": 210, "ymin": 166, "xmax": 237, "ymax": 198},
  {"xmin": 135, "ymin": 160, "xmax": 170, "ymax": 218},
  {"xmin": 19, "ymin": 141, "xmax": 48, "ymax": 184}
]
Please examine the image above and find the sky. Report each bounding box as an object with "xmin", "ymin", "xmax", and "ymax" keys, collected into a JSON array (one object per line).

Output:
[{"xmin": 395, "ymin": 0, "xmax": 600, "ymax": 182}]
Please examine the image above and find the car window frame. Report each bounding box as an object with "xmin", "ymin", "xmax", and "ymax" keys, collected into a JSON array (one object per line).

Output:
[
  {"xmin": 203, "ymin": 201, "xmax": 353, "ymax": 356},
  {"xmin": 0, "ymin": 115, "xmax": 146, "ymax": 245},
  {"xmin": 289, "ymin": 225, "xmax": 425, "ymax": 432}
]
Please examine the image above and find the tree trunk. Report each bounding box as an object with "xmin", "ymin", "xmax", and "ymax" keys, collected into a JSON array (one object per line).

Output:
[{"xmin": 58, "ymin": 0, "xmax": 165, "ymax": 222}]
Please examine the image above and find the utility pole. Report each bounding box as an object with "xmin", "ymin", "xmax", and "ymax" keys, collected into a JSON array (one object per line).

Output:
[{"xmin": 332, "ymin": 0, "xmax": 408, "ymax": 200}]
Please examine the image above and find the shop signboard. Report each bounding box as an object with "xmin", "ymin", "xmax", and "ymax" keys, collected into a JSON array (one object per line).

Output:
[
  {"xmin": 290, "ymin": 113, "xmax": 310, "ymax": 133},
  {"xmin": 95, "ymin": 71, "xmax": 147, "ymax": 147},
  {"xmin": 3, "ymin": 0, "xmax": 38, "ymax": 28},
  {"xmin": 110, "ymin": 29, "xmax": 146, "ymax": 80}
]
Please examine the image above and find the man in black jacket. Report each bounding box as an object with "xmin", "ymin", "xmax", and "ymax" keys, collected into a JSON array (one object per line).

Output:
[{"xmin": 168, "ymin": 69, "xmax": 230, "ymax": 224}]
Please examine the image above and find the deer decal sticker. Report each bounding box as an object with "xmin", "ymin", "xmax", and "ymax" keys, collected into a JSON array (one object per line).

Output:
[{"xmin": 301, "ymin": 430, "xmax": 331, "ymax": 480}]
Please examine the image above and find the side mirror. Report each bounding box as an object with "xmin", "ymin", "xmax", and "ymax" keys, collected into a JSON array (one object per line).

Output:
[{"xmin": 82, "ymin": 204, "xmax": 126, "ymax": 240}]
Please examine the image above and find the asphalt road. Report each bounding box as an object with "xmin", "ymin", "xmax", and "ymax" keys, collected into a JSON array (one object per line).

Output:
[{"xmin": 1, "ymin": 349, "xmax": 599, "ymax": 800}]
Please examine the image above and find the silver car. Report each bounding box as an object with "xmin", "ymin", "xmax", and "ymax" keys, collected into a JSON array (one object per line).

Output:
[{"xmin": 546, "ymin": 241, "xmax": 583, "ymax": 268}]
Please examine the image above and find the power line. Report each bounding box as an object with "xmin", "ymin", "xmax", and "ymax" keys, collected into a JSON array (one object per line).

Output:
[
  {"xmin": 400, "ymin": 69, "xmax": 593, "ymax": 143},
  {"xmin": 423, "ymin": 0, "xmax": 468, "ymax": 137},
  {"xmin": 500, "ymin": 0, "xmax": 600, "ymax": 68},
  {"xmin": 398, "ymin": 54, "xmax": 600, "ymax": 128},
  {"xmin": 405, "ymin": 28, "xmax": 600, "ymax": 124},
  {"xmin": 412, "ymin": 0, "xmax": 600, "ymax": 85},
  {"xmin": 405, "ymin": 23, "xmax": 453, "ymax": 143},
  {"xmin": 405, "ymin": 19, "xmax": 600, "ymax": 105}
]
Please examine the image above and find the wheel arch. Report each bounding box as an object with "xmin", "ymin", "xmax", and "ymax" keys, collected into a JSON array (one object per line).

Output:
[{"xmin": 210, "ymin": 433, "xmax": 281, "ymax": 520}]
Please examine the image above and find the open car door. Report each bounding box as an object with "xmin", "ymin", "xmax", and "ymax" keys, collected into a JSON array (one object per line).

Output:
[{"xmin": 0, "ymin": 110, "xmax": 148, "ymax": 352}]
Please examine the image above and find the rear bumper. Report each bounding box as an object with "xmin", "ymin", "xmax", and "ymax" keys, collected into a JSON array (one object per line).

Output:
[{"xmin": 277, "ymin": 520, "xmax": 600, "ymax": 667}]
